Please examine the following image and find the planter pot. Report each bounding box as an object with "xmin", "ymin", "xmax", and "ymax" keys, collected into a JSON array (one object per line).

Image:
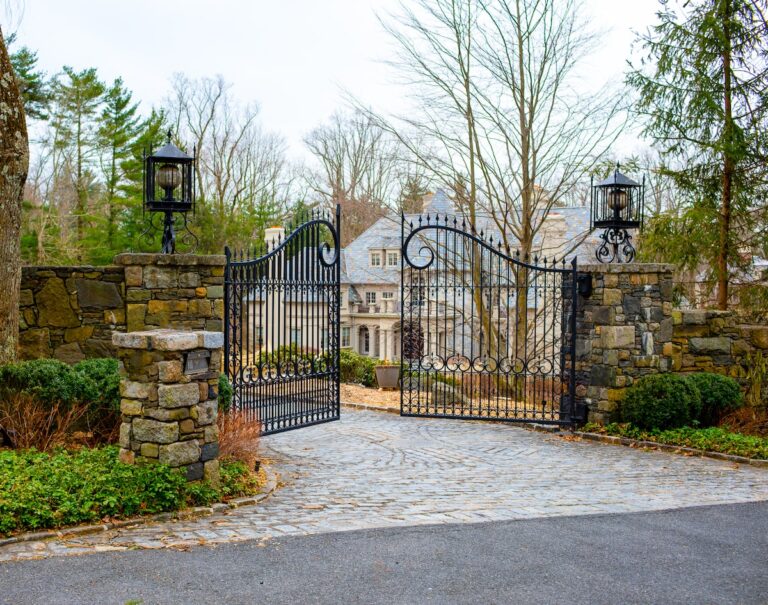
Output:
[{"xmin": 375, "ymin": 365, "xmax": 400, "ymax": 389}]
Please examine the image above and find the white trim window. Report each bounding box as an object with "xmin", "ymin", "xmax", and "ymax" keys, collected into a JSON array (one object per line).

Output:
[
  {"xmin": 387, "ymin": 251, "xmax": 399, "ymax": 267},
  {"xmin": 366, "ymin": 291, "xmax": 377, "ymax": 305},
  {"xmin": 370, "ymin": 252, "xmax": 382, "ymax": 267},
  {"xmin": 382, "ymin": 291, "xmax": 394, "ymax": 299},
  {"xmin": 341, "ymin": 326, "xmax": 351, "ymax": 347}
]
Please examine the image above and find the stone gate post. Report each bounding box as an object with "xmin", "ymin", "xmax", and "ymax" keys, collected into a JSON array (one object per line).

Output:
[
  {"xmin": 113, "ymin": 329, "xmax": 223, "ymax": 486},
  {"xmin": 574, "ymin": 264, "xmax": 675, "ymax": 424}
]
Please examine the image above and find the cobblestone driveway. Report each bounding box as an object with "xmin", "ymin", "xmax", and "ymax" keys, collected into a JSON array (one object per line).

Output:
[{"xmin": 2, "ymin": 408, "xmax": 767, "ymax": 561}]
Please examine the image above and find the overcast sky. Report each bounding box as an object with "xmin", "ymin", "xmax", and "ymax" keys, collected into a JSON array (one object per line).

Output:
[{"xmin": 10, "ymin": 0, "xmax": 662, "ymax": 160}]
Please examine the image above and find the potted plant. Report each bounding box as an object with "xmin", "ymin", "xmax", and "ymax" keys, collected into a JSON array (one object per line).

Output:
[{"xmin": 375, "ymin": 359, "xmax": 400, "ymax": 390}]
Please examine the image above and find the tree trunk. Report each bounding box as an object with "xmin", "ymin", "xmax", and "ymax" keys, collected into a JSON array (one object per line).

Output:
[
  {"xmin": 0, "ymin": 27, "xmax": 30, "ymax": 364},
  {"xmin": 718, "ymin": 0, "xmax": 733, "ymax": 311}
]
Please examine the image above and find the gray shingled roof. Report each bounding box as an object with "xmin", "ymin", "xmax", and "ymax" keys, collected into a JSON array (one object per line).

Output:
[{"xmin": 341, "ymin": 190, "xmax": 600, "ymax": 284}]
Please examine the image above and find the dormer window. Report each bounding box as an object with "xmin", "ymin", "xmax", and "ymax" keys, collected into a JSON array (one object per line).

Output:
[
  {"xmin": 387, "ymin": 251, "xmax": 399, "ymax": 267},
  {"xmin": 370, "ymin": 252, "xmax": 382, "ymax": 267},
  {"xmin": 366, "ymin": 292, "xmax": 377, "ymax": 305}
]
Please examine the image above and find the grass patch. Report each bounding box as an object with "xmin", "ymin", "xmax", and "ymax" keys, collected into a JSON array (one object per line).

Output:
[
  {"xmin": 582, "ymin": 422, "xmax": 768, "ymax": 460},
  {"xmin": 0, "ymin": 446, "xmax": 263, "ymax": 538}
]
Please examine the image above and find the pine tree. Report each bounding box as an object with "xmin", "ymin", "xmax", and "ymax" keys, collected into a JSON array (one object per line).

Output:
[
  {"xmin": 50, "ymin": 67, "xmax": 105, "ymax": 252},
  {"xmin": 90, "ymin": 78, "xmax": 141, "ymax": 262},
  {"xmin": 6, "ymin": 34, "xmax": 50, "ymax": 120},
  {"xmin": 628, "ymin": 0, "xmax": 768, "ymax": 309}
]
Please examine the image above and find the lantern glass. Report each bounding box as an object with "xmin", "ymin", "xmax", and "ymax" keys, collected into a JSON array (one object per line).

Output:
[
  {"xmin": 157, "ymin": 163, "xmax": 181, "ymax": 192},
  {"xmin": 607, "ymin": 187, "xmax": 627, "ymax": 212}
]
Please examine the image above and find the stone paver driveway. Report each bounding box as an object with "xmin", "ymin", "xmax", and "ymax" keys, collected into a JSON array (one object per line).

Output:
[{"xmin": 2, "ymin": 408, "xmax": 767, "ymax": 561}]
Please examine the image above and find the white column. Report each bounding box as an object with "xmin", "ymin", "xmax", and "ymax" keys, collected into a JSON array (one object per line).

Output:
[{"xmin": 386, "ymin": 329, "xmax": 396, "ymax": 361}]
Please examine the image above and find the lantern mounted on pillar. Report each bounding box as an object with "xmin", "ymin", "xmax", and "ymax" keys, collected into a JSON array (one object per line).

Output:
[
  {"xmin": 590, "ymin": 163, "xmax": 645, "ymax": 263},
  {"xmin": 142, "ymin": 130, "xmax": 197, "ymax": 254}
]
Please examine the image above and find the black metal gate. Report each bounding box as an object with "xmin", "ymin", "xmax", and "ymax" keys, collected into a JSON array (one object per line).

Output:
[
  {"xmin": 400, "ymin": 214, "xmax": 578, "ymax": 425},
  {"xmin": 224, "ymin": 207, "xmax": 341, "ymax": 435}
]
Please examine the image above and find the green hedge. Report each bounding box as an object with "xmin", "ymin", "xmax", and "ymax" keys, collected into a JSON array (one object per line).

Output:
[
  {"xmin": 619, "ymin": 373, "xmax": 702, "ymax": 430},
  {"xmin": 339, "ymin": 349, "xmax": 377, "ymax": 387},
  {"xmin": 0, "ymin": 358, "xmax": 120, "ymax": 415},
  {"xmin": 684, "ymin": 372, "xmax": 743, "ymax": 426}
]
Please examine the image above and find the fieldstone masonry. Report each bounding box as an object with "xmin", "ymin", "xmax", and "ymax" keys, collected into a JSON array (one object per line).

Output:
[
  {"xmin": 577, "ymin": 263, "xmax": 768, "ymax": 423},
  {"xmin": 18, "ymin": 254, "xmax": 225, "ymax": 362},
  {"xmin": 113, "ymin": 329, "xmax": 223, "ymax": 485},
  {"xmin": 575, "ymin": 263, "xmax": 675, "ymax": 423}
]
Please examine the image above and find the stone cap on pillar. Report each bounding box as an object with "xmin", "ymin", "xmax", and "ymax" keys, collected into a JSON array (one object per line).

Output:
[
  {"xmin": 113, "ymin": 329, "xmax": 224, "ymax": 351},
  {"xmin": 113, "ymin": 253, "xmax": 226, "ymax": 267}
]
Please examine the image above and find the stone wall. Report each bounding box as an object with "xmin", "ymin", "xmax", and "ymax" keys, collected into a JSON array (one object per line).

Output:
[
  {"xmin": 19, "ymin": 265, "xmax": 126, "ymax": 362},
  {"xmin": 17, "ymin": 254, "xmax": 226, "ymax": 363},
  {"xmin": 669, "ymin": 309, "xmax": 768, "ymax": 383},
  {"xmin": 114, "ymin": 254, "xmax": 225, "ymax": 333},
  {"xmin": 575, "ymin": 264, "xmax": 676, "ymax": 424},
  {"xmin": 114, "ymin": 329, "xmax": 222, "ymax": 485},
  {"xmin": 577, "ymin": 263, "xmax": 768, "ymax": 423}
]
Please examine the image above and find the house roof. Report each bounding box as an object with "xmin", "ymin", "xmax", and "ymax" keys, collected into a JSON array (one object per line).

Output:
[{"xmin": 341, "ymin": 190, "xmax": 600, "ymax": 284}]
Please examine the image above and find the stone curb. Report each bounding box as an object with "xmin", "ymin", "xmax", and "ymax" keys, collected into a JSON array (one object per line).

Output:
[
  {"xmin": 342, "ymin": 401, "xmax": 563, "ymax": 434},
  {"xmin": 341, "ymin": 401, "xmax": 400, "ymax": 415},
  {"xmin": 573, "ymin": 431, "xmax": 768, "ymax": 469},
  {"xmin": 0, "ymin": 466, "xmax": 278, "ymax": 549}
]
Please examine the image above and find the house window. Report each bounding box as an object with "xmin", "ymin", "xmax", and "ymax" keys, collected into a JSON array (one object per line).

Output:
[
  {"xmin": 366, "ymin": 292, "xmax": 377, "ymax": 305},
  {"xmin": 290, "ymin": 328, "xmax": 301, "ymax": 345},
  {"xmin": 341, "ymin": 326, "xmax": 351, "ymax": 347},
  {"xmin": 360, "ymin": 326, "xmax": 370, "ymax": 354},
  {"xmin": 370, "ymin": 252, "xmax": 382, "ymax": 267},
  {"xmin": 387, "ymin": 251, "xmax": 399, "ymax": 267},
  {"xmin": 382, "ymin": 292, "xmax": 394, "ymax": 299}
]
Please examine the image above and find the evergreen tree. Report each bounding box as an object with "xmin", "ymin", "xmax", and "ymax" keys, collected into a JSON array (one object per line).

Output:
[
  {"xmin": 90, "ymin": 78, "xmax": 141, "ymax": 262},
  {"xmin": 120, "ymin": 109, "xmax": 168, "ymax": 253},
  {"xmin": 50, "ymin": 67, "xmax": 105, "ymax": 251},
  {"xmin": 627, "ymin": 0, "xmax": 768, "ymax": 309},
  {"xmin": 6, "ymin": 33, "xmax": 50, "ymax": 120}
]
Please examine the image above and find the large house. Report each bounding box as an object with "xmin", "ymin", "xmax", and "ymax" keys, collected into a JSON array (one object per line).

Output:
[{"xmin": 337, "ymin": 190, "xmax": 599, "ymax": 361}]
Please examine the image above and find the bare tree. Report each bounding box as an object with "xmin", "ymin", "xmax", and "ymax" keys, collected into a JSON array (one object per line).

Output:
[
  {"xmin": 366, "ymin": 0, "xmax": 625, "ymax": 366},
  {"xmin": 304, "ymin": 111, "xmax": 407, "ymax": 244},
  {"xmin": 0, "ymin": 24, "xmax": 29, "ymax": 363},
  {"xmin": 166, "ymin": 74, "xmax": 294, "ymax": 252}
]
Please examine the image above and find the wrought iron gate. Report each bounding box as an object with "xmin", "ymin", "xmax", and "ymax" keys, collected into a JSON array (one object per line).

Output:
[
  {"xmin": 400, "ymin": 214, "xmax": 578, "ymax": 425},
  {"xmin": 225, "ymin": 207, "xmax": 341, "ymax": 435}
]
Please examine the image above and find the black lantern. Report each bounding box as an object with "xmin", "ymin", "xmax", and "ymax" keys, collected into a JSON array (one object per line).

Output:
[
  {"xmin": 143, "ymin": 130, "xmax": 196, "ymax": 253},
  {"xmin": 590, "ymin": 163, "xmax": 645, "ymax": 263}
]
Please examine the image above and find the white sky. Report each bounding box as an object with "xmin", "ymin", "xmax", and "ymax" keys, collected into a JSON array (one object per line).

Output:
[{"xmin": 11, "ymin": 0, "xmax": 662, "ymax": 161}]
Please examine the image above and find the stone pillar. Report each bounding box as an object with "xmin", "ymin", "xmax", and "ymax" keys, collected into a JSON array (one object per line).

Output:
[
  {"xmin": 114, "ymin": 329, "xmax": 223, "ymax": 487},
  {"xmin": 113, "ymin": 254, "xmax": 226, "ymax": 333},
  {"xmin": 575, "ymin": 264, "xmax": 675, "ymax": 424}
]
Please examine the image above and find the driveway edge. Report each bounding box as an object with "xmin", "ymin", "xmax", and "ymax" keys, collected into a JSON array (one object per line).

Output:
[
  {"xmin": 574, "ymin": 431, "xmax": 768, "ymax": 468},
  {"xmin": 0, "ymin": 465, "xmax": 278, "ymax": 548}
]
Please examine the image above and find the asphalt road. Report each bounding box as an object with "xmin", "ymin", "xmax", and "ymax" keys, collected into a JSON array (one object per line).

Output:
[{"xmin": 1, "ymin": 501, "xmax": 766, "ymax": 605}]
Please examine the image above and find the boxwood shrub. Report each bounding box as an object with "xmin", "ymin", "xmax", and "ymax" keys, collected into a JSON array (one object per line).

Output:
[
  {"xmin": 684, "ymin": 372, "xmax": 744, "ymax": 427},
  {"xmin": 339, "ymin": 349, "xmax": 377, "ymax": 387},
  {"xmin": 619, "ymin": 373, "xmax": 702, "ymax": 430}
]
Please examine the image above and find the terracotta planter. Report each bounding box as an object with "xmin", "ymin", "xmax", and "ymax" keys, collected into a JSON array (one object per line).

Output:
[{"xmin": 375, "ymin": 365, "xmax": 400, "ymax": 389}]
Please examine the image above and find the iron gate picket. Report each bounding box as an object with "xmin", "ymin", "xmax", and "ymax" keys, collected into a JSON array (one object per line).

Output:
[
  {"xmin": 224, "ymin": 206, "xmax": 341, "ymax": 435},
  {"xmin": 400, "ymin": 214, "xmax": 578, "ymax": 425}
]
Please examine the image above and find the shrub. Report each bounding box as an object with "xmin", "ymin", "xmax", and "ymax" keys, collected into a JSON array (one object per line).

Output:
[
  {"xmin": 218, "ymin": 374, "xmax": 233, "ymax": 413},
  {"xmin": 619, "ymin": 374, "xmax": 701, "ymax": 430},
  {"xmin": 0, "ymin": 358, "xmax": 122, "ymax": 444},
  {"xmin": 339, "ymin": 349, "xmax": 377, "ymax": 387},
  {"xmin": 0, "ymin": 393, "xmax": 89, "ymax": 451},
  {"xmin": 0, "ymin": 359, "xmax": 84, "ymax": 406},
  {"xmin": 217, "ymin": 409, "xmax": 261, "ymax": 469},
  {"xmin": 219, "ymin": 459, "xmax": 264, "ymax": 499},
  {"xmin": 685, "ymin": 372, "xmax": 743, "ymax": 426}
]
